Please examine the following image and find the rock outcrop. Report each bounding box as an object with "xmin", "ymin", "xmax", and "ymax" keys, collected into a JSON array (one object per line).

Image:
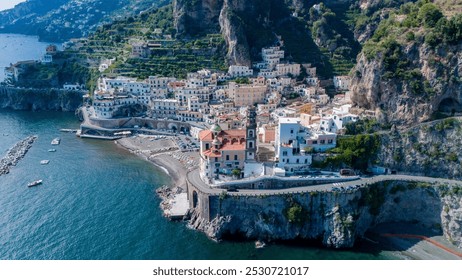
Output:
[
  {"xmin": 351, "ymin": 42, "xmax": 462, "ymax": 126},
  {"xmin": 0, "ymin": 86, "xmax": 84, "ymax": 111},
  {"xmin": 377, "ymin": 118, "xmax": 462, "ymax": 179},
  {"xmin": 173, "ymin": 0, "xmax": 293, "ymax": 66},
  {"xmin": 189, "ymin": 181, "xmax": 462, "ymax": 249}
]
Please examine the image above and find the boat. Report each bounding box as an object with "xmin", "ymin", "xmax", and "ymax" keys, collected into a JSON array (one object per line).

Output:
[
  {"xmin": 255, "ymin": 240, "xmax": 266, "ymax": 249},
  {"xmin": 48, "ymin": 149, "xmax": 56, "ymax": 152},
  {"xmin": 51, "ymin": 138, "xmax": 61, "ymax": 145},
  {"xmin": 59, "ymin": 129, "xmax": 77, "ymax": 133},
  {"xmin": 27, "ymin": 180, "xmax": 43, "ymax": 188},
  {"xmin": 40, "ymin": 160, "xmax": 50, "ymax": 165}
]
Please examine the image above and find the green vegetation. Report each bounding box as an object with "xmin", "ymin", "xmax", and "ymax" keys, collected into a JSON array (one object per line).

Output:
[
  {"xmin": 434, "ymin": 117, "xmax": 460, "ymax": 131},
  {"xmin": 233, "ymin": 77, "xmax": 251, "ymax": 84},
  {"xmin": 359, "ymin": 185, "xmax": 386, "ymax": 216},
  {"xmin": 284, "ymin": 202, "xmax": 309, "ymax": 225},
  {"xmin": 345, "ymin": 118, "xmax": 382, "ymax": 135},
  {"xmin": 320, "ymin": 134, "xmax": 381, "ymax": 171},
  {"xmin": 15, "ymin": 52, "xmax": 92, "ymax": 89}
]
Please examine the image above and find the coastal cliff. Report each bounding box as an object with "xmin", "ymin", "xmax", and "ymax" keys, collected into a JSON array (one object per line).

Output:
[
  {"xmin": 189, "ymin": 181, "xmax": 462, "ymax": 249},
  {"xmin": 0, "ymin": 86, "xmax": 84, "ymax": 111},
  {"xmin": 377, "ymin": 118, "xmax": 462, "ymax": 179},
  {"xmin": 350, "ymin": 1, "xmax": 462, "ymax": 126}
]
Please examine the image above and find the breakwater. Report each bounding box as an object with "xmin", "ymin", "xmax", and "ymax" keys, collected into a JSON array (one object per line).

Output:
[{"xmin": 0, "ymin": 135, "xmax": 37, "ymax": 176}]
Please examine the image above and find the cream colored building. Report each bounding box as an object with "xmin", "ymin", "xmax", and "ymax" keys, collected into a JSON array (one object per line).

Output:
[{"xmin": 228, "ymin": 82, "xmax": 267, "ymax": 107}]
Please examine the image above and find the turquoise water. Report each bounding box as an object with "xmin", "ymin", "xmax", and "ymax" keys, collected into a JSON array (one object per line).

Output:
[{"xmin": 0, "ymin": 110, "xmax": 394, "ymax": 260}]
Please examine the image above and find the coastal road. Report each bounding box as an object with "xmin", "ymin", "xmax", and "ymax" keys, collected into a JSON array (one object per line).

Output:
[{"xmin": 187, "ymin": 169, "xmax": 462, "ymax": 196}]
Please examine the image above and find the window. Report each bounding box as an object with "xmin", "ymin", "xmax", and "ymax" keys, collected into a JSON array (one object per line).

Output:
[
  {"xmin": 328, "ymin": 139, "xmax": 333, "ymax": 144},
  {"xmin": 320, "ymin": 140, "xmax": 325, "ymax": 144},
  {"xmin": 249, "ymin": 142, "xmax": 253, "ymax": 149},
  {"xmin": 296, "ymin": 159, "xmax": 299, "ymax": 163},
  {"xmin": 283, "ymin": 151, "xmax": 287, "ymax": 156},
  {"xmin": 313, "ymin": 141, "xmax": 318, "ymax": 144},
  {"xmin": 234, "ymin": 155, "xmax": 238, "ymax": 160},
  {"xmin": 290, "ymin": 129, "xmax": 294, "ymax": 134},
  {"xmin": 205, "ymin": 143, "xmax": 210, "ymax": 150},
  {"xmin": 226, "ymin": 155, "xmax": 229, "ymax": 161}
]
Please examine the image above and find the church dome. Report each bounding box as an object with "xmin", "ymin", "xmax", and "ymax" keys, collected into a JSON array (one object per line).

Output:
[{"xmin": 210, "ymin": 123, "xmax": 222, "ymax": 133}]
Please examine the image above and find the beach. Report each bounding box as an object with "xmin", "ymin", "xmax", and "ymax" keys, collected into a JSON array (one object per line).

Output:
[{"xmin": 115, "ymin": 135, "xmax": 200, "ymax": 189}]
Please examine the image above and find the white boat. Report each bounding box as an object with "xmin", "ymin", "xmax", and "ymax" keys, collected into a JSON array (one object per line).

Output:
[
  {"xmin": 48, "ymin": 149, "xmax": 56, "ymax": 152},
  {"xmin": 40, "ymin": 160, "xmax": 50, "ymax": 165},
  {"xmin": 51, "ymin": 138, "xmax": 61, "ymax": 145},
  {"xmin": 255, "ymin": 241, "xmax": 266, "ymax": 249},
  {"xmin": 27, "ymin": 180, "xmax": 43, "ymax": 188}
]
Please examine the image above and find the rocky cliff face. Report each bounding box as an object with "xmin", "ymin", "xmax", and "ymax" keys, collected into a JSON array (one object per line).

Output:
[
  {"xmin": 189, "ymin": 181, "xmax": 462, "ymax": 249},
  {"xmin": 351, "ymin": 42, "xmax": 462, "ymax": 126},
  {"xmin": 377, "ymin": 118, "xmax": 462, "ymax": 179},
  {"xmin": 173, "ymin": 0, "xmax": 292, "ymax": 66},
  {"xmin": 0, "ymin": 86, "xmax": 83, "ymax": 111}
]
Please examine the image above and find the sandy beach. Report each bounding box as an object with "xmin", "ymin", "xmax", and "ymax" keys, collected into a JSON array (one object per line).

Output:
[
  {"xmin": 115, "ymin": 135, "xmax": 199, "ymax": 189},
  {"xmin": 365, "ymin": 223, "xmax": 462, "ymax": 260}
]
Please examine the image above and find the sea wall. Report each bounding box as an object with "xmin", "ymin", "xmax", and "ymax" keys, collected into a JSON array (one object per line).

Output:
[
  {"xmin": 0, "ymin": 86, "xmax": 85, "ymax": 111},
  {"xmin": 188, "ymin": 181, "xmax": 462, "ymax": 249}
]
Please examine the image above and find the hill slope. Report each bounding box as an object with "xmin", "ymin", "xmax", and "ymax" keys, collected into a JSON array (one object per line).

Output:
[{"xmin": 0, "ymin": 0, "xmax": 167, "ymax": 41}]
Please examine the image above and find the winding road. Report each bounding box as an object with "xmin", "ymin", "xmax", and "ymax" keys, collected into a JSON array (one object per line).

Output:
[{"xmin": 188, "ymin": 169, "xmax": 462, "ymax": 196}]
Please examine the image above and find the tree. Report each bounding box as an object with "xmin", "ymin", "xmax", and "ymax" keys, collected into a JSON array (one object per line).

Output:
[
  {"xmin": 418, "ymin": 3, "xmax": 443, "ymax": 28},
  {"xmin": 231, "ymin": 168, "xmax": 241, "ymax": 178}
]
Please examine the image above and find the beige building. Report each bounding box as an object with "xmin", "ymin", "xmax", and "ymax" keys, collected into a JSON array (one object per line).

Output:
[{"xmin": 228, "ymin": 82, "xmax": 267, "ymax": 107}]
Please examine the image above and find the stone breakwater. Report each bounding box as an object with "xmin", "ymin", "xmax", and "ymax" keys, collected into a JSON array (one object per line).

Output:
[{"xmin": 0, "ymin": 135, "xmax": 37, "ymax": 176}]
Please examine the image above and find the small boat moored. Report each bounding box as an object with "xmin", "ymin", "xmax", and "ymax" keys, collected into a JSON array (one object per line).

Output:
[
  {"xmin": 27, "ymin": 180, "xmax": 43, "ymax": 188},
  {"xmin": 40, "ymin": 160, "xmax": 50, "ymax": 165},
  {"xmin": 255, "ymin": 240, "xmax": 266, "ymax": 249},
  {"xmin": 48, "ymin": 149, "xmax": 56, "ymax": 152},
  {"xmin": 51, "ymin": 138, "xmax": 61, "ymax": 145}
]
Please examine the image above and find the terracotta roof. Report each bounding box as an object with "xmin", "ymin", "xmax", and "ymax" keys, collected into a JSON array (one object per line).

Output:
[
  {"xmin": 220, "ymin": 143, "xmax": 246, "ymax": 151},
  {"xmin": 203, "ymin": 150, "xmax": 222, "ymax": 158},
  {"xmin": 199, "ymin": 130, "xmax": 213, "ymax": 141},
  {"xmin": 222, "ymin": 130, "xmax": 246, "ymax": 137}
]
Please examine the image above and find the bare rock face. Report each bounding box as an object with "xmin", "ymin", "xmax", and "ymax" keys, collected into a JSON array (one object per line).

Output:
[
  {"xmin": 351, "ymin": 43, "xmax": 462, "ymax": 127},
  {"xmin": 188, "ymin": 182, "xmax": 462, "ymax": 250},
  {"xmin": 0, "ymin": 86, "xmax": 83, "ymax": 111},
  {"xmin": 377, "ymin": 118, "xmax": 462, "ymax": 179},
  {"xmin": 173, "ymin": 0, "xmax": 287, "ymax": 66}
]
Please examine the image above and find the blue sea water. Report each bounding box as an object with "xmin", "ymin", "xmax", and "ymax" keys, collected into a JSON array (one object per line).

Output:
[
  {"xmin": 0, "ymin": 34, "xmax": 395, "ymax": 260},
  {"xmin": 0, "ymin": 33, "xmax": 56, "ymax": 82}
]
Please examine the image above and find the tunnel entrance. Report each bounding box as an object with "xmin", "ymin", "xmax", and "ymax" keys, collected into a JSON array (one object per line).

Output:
[
  {"xmin": 438, "ymin": 98, "xmax": 462, "ymax": 116},
  {"xmin": 192, "ymin": 191, "xmax": 198, "ymax": 208}
]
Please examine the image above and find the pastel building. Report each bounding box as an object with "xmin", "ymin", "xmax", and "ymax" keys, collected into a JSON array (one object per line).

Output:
[{"xmin": 275, "ymin": 118, "xmax": 313, "ymax": 175}]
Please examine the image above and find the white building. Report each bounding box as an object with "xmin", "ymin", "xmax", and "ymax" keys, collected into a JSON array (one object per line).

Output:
[
  {"xmin": 333, "ymin": 76, "xmax": 352, "ymax": 91},
  {"xmin": 275, "ymin": 63, "xmax": 301, "ymax": 77},
  {"xmin": 319, "ymin": 105, "xmax": 359, "ymax": 133},
  {"xmin": 275, "ymin": 118, "xmax": 313, "ymax": 175},
  {"xmin": 151, "ymin": 99, "xmax": 179, "ymax": 119},
  {"xmin": 148, "ymin": 76, "xmax": 176, "ymax": 89},
  {"xmin": 228, "ymin": 65, "xmax": 253, "ymax": 77}
]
